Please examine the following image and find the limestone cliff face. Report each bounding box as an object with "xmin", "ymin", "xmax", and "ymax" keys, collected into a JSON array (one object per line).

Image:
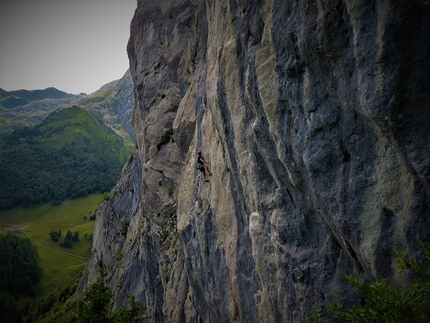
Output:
[{"xmin": 79, "ymin": 0, "xmax": 430, "ymax": 322}]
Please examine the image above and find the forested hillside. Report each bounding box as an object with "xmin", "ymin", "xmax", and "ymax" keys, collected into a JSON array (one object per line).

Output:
[{"xmin": 0, "ymin": 105, "xmax": 131, "ymax": 209}]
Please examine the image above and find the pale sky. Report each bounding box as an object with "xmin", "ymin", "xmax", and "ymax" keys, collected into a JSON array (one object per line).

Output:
[{"xmin": 0, "ymin": 0, "xmax": 136, "ymax": 94}]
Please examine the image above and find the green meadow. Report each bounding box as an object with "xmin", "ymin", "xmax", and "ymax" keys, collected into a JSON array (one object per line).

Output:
[{"xmin": 0, "ymin": 194, "xmax": 102, "ymax": 302}]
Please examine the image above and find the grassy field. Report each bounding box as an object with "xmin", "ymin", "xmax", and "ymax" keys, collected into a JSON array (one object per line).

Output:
[{"xmin": 0, "ymin": 194, "xmax": 102, "ymax": 302}]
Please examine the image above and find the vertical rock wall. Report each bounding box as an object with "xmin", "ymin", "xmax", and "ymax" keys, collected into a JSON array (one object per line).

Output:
[{"xmin": 79, "ymin": 0, "xmax": 430, "ymax": 322}]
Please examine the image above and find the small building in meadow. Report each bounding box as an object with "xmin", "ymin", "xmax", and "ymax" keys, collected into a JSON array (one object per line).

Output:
[{"xmin": 5, "ymin": 226, "xmax": 25, "ymax": 232}]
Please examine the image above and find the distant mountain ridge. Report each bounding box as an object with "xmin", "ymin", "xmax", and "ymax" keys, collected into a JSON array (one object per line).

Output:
[
  {"xmin": 0, "ymin": 87, "xmax": 76, "ymax": 107},
  {"xmin": 0, "ymin": 88, "xmax": 85, "ymax": 139},
  {"xmin": 0, "ymin": 70, "xmax": 134, "ymax": 141}
]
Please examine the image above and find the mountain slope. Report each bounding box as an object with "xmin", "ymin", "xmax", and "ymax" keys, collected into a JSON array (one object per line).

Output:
[
  {"xmin": 0, "ymin": 87, "xmax": 75, "ymax": 106},
  {"xmin": 76, "ymin": 69, "xmax": 135, "ymax": 142},
  {"xmin": 0, "ymin": 105, "xmax": 130, "ymax": 209},
  {"xmin": 0, "ymin": 88, "xmax": 84, "ymax": 139},
  {"xmin": 79, "ymin": 1, "xmax": 430, "ymax": 322}
]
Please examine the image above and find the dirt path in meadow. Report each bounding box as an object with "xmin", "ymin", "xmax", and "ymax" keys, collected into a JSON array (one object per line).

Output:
[{"xmin": 22, "ymin": 231, "xmax": 90, "ymax": 260}]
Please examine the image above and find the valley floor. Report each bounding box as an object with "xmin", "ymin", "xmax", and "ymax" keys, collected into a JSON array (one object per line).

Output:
[{"xmin": 0, "ymin": 194, "xmax": 101, "ymax": 305}]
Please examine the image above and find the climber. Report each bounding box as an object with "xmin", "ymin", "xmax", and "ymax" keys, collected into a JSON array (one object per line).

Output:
[{"xmin": 197, "ymin": 148, "xmax": 212, "ymax": 182}]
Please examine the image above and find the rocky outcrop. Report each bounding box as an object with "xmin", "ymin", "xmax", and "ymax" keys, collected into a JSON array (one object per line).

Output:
[
  {"xmin": 77, "ymin": 69, "xmax": 135, "ymax": 141},
  {"xmin": 79, "ymin": 0, "xmax": 430, "ymax": 322}
]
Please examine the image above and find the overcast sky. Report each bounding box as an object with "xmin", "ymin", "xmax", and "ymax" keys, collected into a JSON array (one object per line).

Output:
[{"xmin": 0, "ymin": 0, "xmax": 136, "ymax": 94}]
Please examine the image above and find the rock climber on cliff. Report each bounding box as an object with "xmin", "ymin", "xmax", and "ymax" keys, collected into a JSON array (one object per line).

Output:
[{"xmin": 197, "ymin": 148, "xmax": 212, "ymax": 182}]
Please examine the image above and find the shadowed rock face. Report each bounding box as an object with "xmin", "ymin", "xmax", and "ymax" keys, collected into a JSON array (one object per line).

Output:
[{"xmin": 79, "ymin": 0, "xmax": 430, "ymax": 322}]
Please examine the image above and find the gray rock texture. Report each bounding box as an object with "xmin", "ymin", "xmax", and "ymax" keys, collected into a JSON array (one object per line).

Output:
[
  {"xmin": 77, "ymin": 69, "xmax": 135, "ymax": 141},
  {"xmin": 79, "ymin": 0, "xmax": 430, "ymax": 322}
]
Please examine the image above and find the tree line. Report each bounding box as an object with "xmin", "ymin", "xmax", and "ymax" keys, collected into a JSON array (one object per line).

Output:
[
  {"xmin": 0, "ymin": 234, "xmax": 42, "ymax": 297},
  {"xmin": 34, "ymin": 270, "xmax": 151, "ymax": 323},
  {"xmin": 49, "ymin": 229, "xmax": 80, "ymax": 248}
]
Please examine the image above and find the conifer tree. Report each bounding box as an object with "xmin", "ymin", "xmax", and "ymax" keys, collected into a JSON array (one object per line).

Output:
[{"xmin": 311, "ymin": 242, "xmax": 430, "ymax": 322}]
